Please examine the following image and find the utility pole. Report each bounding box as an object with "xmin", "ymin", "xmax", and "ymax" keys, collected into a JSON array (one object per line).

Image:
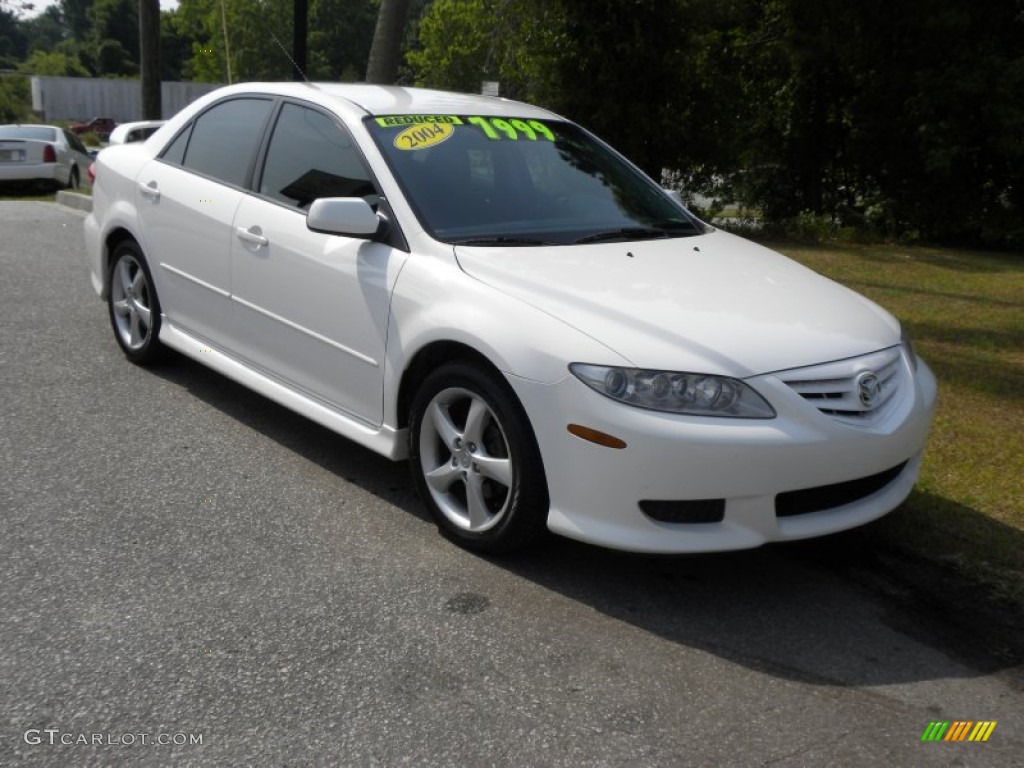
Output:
[
  {"xmin": 293, "ymin": 0, "xmax": 308, "ymax": 81},
  {"xmin": 139, "ymin": 0, "xmax": 161, "ymax": 119},
  {"xmin": 220, "ymin": 0, "xmax": 232, "ymax": 84}
]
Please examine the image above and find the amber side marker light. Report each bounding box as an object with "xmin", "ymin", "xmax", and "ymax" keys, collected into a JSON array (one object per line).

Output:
[{"xmin": 567, "ymin": 424, "xmax": 628, "ymax": 449}]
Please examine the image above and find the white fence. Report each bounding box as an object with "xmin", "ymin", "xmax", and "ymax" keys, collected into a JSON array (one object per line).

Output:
[{"xmin": 31, "ymin": 76, "xmax": 223, "ymax": 122}]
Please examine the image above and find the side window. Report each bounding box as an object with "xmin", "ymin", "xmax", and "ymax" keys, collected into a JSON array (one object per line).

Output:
[
  {"xmin": 64, "ymin": 131, "xmax": 87, "ymax": 154},
  {"xmin": 161, "ymin": 124, "xmax": 191, "ymax": 166},
  {"xmin": 259, "ymin": 103, "xmax": 376, "ymax": 209},
  {"xmin": 180, "ymin": 98, "xmax": 273, "ymax": 187}
]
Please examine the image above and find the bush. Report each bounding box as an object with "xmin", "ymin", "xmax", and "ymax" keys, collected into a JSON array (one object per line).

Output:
[{"xmin": 0, "ymin": 75, "xmax": 32, "ymax": 123}]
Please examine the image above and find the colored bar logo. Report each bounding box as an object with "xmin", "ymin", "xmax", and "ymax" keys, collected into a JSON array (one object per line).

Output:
[{"xmin": 921, "ymin": 721, "xmax": 997, "ymax": 742}]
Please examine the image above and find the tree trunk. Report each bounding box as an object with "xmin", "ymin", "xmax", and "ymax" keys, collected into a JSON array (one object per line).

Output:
[
  {"xmin": 365, "ymin": 0, "xmax": 411, "ymax": 84},
  {"xmin": 139, "ymin": 0, "xmax": 161, "ymax": 119}
]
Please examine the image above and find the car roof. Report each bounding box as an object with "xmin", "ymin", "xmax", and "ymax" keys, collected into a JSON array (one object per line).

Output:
[
  {"xmin": 111, "ymin": 120, "xmax": 163, "ymax": 132},
  {"xmin": 197, "ymin": 82, "xmax": 560, "ymax": 121},
  {"xmin": 314, "ymin": 83, "xmax": 558, "ymax": 120}
]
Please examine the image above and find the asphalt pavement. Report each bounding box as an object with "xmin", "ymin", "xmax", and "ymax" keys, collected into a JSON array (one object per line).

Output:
[{"xmin": 1, "ymin": 201, "xmax": 1021, "ymax": 766}]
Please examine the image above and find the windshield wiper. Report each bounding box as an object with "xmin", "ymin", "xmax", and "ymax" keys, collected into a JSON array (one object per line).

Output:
[
  {"xmin": 573, "ymin": 227, "xmax": 675, "ymax": 244},
  {"xmin": 450, "ymin": 236, "xmax": 558, "ymax": 246}
]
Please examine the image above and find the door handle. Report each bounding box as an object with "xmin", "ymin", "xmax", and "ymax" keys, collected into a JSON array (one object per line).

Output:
[
  {"xmin": 235, "ymin": 226, "xmax": 269, "ymax": 247},
  {"xmin": 138, "ymin": 181, "xmax": 160, "ymax": 201}
]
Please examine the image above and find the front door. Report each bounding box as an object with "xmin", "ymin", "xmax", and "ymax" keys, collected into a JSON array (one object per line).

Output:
[{"xmin": 228, "ymin": 102, "xmax": 407, "ymax": 426}]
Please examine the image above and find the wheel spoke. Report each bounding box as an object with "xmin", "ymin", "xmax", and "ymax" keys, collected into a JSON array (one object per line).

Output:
[
  {"xmin": 428, "ymin": 401, "xmax": 461, "ymax": 450},
  {"xmin": 131, "ymin": 271, "xmax": 146, "ymax": 295},
  {"xmin": 112, "ymin": 298, "xmax": 130, "ymax": 317},
  {"xmin": 117, "ymin": 259, "xmax": 133, "ymax": 295},
  {"xmin": 134, "ymin": 300, "xmax": 152, "ymax": 327},
  {"xmin": 463, "ymin": 396, "xmax": 489, "ymax": 444},
  {"xmin": 129, "ymin": 309, "xmax": 142, "ymax": 347},
  {"xmin": 425, "ymin": 461, "xmax": 462, "ymax": 493},
  {"xmin": 474, "ymin": 455, "xmax": 512, "ymax": 487},
  {"xmin": 465, "ymin": 474, "xmax": 490, "ymax": 529}
]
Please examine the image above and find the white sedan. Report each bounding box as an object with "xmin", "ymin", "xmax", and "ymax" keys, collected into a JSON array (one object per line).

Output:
[
  {"xmin": 84, "ymin": 83, "xmax": 936, "ymax": 553},
  {"xmin": 107, "ymin": 120, "xmax": 165, "ymax": 146},
  {"xmin": 0, "ymin": 124, "xmax": 92, "ymax": 190}
]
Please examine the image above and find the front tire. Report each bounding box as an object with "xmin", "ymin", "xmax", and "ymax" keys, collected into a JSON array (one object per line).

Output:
[
  {"xmin": 107, "ymin": 241, "xmax": 164, "ymax": 364},
  {"xmin": 409, "ymin": 362, "xmax": 548, "ymax": 553},
  {"xmin": 67, "ymin": 166, "xmax": 80, "ymax": 190}
]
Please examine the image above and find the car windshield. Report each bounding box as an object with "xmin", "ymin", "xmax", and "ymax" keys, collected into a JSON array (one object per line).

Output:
[
  {"xmin": 0, "ymin": 126, "xmax": 58, "ymax": 142},
  {"xmin": 366, "ymin": 115, "xmax": 703, "ymax": 245}
]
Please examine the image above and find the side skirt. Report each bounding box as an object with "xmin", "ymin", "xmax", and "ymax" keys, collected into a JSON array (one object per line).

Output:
[{"xmin": 159, "ymin": 321, "xmax": 408, "ymax": 461}]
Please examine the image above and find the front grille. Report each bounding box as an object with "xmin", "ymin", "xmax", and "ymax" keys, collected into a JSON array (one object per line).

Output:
[
  {"xmin": 780, "ymin": 347, "xmax": 903, "ymax": 423},
  {"xmin": 640, "ymin": 498, "xmax": 725, "ymax": 524},
  {"xmin": 775, "ymin": 462, "xmax": 908, "ymax": 517}
]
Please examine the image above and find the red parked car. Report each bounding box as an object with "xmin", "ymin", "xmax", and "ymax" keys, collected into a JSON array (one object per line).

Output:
[{"xmin": 70, "ymin": 117, "xmax": 117, "ymax": 140}]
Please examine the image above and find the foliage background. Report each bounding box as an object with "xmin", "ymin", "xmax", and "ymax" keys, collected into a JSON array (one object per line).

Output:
[
  {"xmin": 407, "ymin": 0, "xmax": 1024, "ymax": 249},
  {"xmin": 3, "ymin": 0, "xmax": 1023, "ymax": 247}
]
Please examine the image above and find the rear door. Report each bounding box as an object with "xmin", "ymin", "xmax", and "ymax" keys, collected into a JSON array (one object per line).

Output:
[{"xmin": 135, "ymin": 97, "xmax": 274, "ymax": 347}]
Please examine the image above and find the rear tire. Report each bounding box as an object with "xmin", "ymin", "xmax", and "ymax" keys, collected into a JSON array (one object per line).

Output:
[
  {"xmin": 409, "ymin": 362, "xmax": 548, "ymax": 553},
  {"xmin": 107, "ymin": 241, "xmax": 165, "ymax": 365}
]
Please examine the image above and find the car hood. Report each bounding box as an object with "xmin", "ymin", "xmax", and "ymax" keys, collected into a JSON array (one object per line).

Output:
[{"xmin": 454, "ymin": 230, "xmax": 899, "ymax": 376}]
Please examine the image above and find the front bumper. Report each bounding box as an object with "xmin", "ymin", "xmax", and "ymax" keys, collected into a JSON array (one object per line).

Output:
[{"xmin": 509, "ymin": 351, "xmax": 937, "ymax": 553}]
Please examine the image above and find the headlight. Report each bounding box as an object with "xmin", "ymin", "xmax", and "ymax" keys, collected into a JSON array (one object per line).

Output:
[
  {"xmin": 901, "ymin": 327, "xmax": 919, "ymax": 371},
  {"xmin": 569, "ymin": 364, "xmax": 776, "ymax": 418}
]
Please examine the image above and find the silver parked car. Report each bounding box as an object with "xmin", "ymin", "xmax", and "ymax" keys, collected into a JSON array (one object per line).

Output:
[{"xmin": 0, "ymin": 124, "xmax": 93, "ymax": 190}]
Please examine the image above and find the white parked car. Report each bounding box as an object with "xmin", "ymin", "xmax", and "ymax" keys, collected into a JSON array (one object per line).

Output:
[
  {"xmin": 107, "ymin": 120, "xmax": 165, "ymax": 146},
  {"xmin": 84, "ymin": 83, "xmax": 937, "ymax": 553},
  {"xmin": 0, "ymin": 124, "xmax": 92, "ymax": 190}
]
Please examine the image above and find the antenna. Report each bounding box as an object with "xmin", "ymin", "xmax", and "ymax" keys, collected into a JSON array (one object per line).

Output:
[{"xmin": 269, "ymin": 30, "xmax": 310, "ymax": 83}]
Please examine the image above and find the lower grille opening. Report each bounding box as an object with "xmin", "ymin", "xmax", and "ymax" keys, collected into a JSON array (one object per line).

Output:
[
  {"xmin": 640, "ymin": 498, "xmax": 725, "ymax": 524},
  {"xmin": 775, "ymin": 462, "xmax": 908, "ymax": 518}
]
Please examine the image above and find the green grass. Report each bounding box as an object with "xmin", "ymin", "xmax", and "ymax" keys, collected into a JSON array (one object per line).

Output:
[{"xmin": 770, "ymin": 241, "xmax": 1024, "ymax": 603}]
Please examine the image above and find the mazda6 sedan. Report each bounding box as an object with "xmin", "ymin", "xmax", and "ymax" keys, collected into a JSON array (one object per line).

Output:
[{"xmin": 84, "ymin": 82, "xmax": 937, "ymax": 553}]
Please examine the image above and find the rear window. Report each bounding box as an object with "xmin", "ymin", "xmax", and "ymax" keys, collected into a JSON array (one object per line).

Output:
[{"xmin": 0, "ymin": 126, "xmax": 58, "ymax": 142}]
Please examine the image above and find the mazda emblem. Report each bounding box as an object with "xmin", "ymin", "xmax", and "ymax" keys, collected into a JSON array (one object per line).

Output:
[{"xmin": 856, "ymin": 371, "xmax": 882, "ymax": 408}]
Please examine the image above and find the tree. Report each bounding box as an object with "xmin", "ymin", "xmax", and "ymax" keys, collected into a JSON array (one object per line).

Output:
[
  {"xmin": 174, "ymin": 0, "xmax": 299, "ymax": 82},
  {"xmin": 307, "ymin": 0, "xmax": 376, "ymax": 80},
  {"xmin": 91, "ymin": 0, "xmax": 140, "ymax": 74},
  {"xmin": 408, "ymin": 0, "xmax": 699, "ymax": 177},
  {"xmin": 18, "ymin": 5, "xmax": 68, "ymax": 54},
  {"xmin": 365, "ymin": 0, "xmax": 411, "ymax": 83},
  {"xmin": 0, "ymin": 74, "xmax": 33, "ymax": 122},
  {"xmin": 408, "ymin": 0, "xmax": 565, "ymax": 100},
  {"xmin": 0, "ymin": 7, "xmax": 29, "ymax": 67},
  {"xmin": 61, "ymin": 0, "xmax": 92, "ymax": 40},
  {"xmin": 18, "ymin": 48, "xmax": 91, "ymax": 76}
]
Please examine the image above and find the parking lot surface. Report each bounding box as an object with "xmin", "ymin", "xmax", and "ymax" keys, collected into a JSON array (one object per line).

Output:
[{"xmin": 1, "ymin": 202, "xmax": 1020, "ymax": 766}]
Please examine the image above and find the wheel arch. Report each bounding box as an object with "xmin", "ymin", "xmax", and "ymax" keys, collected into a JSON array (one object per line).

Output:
[
  {"xmin": 100, "ymin": 227, "xmax": 140, "ymax": 297},
  {"xmin": 396, "ymin": 341, "xmax": 501, "ymax": 431}
]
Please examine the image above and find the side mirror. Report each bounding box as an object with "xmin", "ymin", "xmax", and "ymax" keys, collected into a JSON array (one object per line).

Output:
[{"xmin": 307, "ymin": 198, "xmax": 382, "ymax": 238}]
